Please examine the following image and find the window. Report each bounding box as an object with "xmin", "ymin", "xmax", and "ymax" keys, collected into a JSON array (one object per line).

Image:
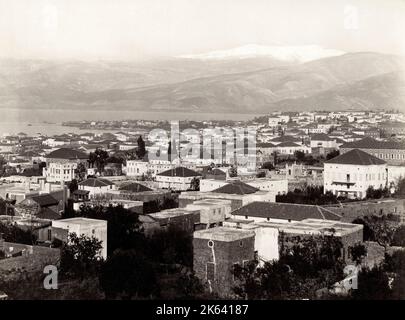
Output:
[
  {"xmin": 206, "ymin": 262, "xmax": 215, "ymax": 281},
  {"xmin": 47, "ymin": 229, "xmax": 52, "ymax": 241}
]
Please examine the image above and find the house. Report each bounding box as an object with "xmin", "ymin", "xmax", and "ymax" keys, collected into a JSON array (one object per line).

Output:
[
  {"xmin": 52, "ymin": 218, "xmax": 108, "ymax": 259},
  {"xmin": 310, "ymin": 133, "xmax": 338, "ymax": 149},
  {"xmin": 156, "ymin": 166, "xmax": 201, "ymax": 191},
  {"xmin": 15, "ymin": 193, "xmax": 63, "ymax": 220},
  {"xmin": 78, "ymin": 178, "xmax": 116, "ymax": 198},
  {"xmin": 193, "ymin": 227, "xmax": 255, "ymax": 297},
  {"xmin": 43, "ymin": 148, "xmax": 88, "ymax": 183},
  {"xmin": 340, "ymin": 137, "xmax": 405, "ymax": 166},
  {"xmin": 324, "ymin": 148, "xmax": 387, "ymax": 199},
  {"xmin": 230, "ymin": 201, "xmax": 342, "ymax": 223},
  {"xmin": 275, "ymin": 142, "xmax": 310, "ymax": 155}
]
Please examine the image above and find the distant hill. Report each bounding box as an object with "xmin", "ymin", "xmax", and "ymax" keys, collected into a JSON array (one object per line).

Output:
[{"xmin": 0, "ymin": 51, "xmax": 404, "ymax": 113}]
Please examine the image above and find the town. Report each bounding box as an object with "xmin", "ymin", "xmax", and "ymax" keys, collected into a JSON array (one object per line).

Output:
[{"xmin": 1, "ymin": 109, "xmax": 405, "ymax": 300}]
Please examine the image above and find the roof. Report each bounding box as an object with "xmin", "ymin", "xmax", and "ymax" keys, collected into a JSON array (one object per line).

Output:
[
  {"xmin": 46, "ymin": 148, "xmax": 88, "ymax": 160},
  {"xmin": 194, "ymin": 227, "xmax": 255, "ymax": 242},
  {"xmin": 231, "ymin": 201, "xmax": 342, "ymax": 221},
  {"xmin": 157, "ymin": 166, "xmax": 201, "ymax": 178},
  {"xmin": 257, "ymin": 142, "xmax": 276, "ymax": 148},
  {"xmin": 30, "ymin": 194, "xmax": 59, "ymax": 207},
  {"xmin": 325, "ymin": 148, "xmax": 386, "ymax": 165},
  {"xmin": 340, "ymin": 137, "xmax": 405, "ymax": 150},
  {"xmin": 212, "ymin": 180, "xmax": 259, "ymax": 195},
  {"xmin": 271, "ymin": 136, "xmax": 301, "ymax": 143},
  {"xmin": 36, "ymin": 207, "xmax": 61, "ymax": 220},
  {"xmin": 79, "ymin": 178, "xmax": 114, "ymax": 187},
  {"xmin": 72, "ymin": 189, "xmax": 90, "ymax": 195},
  {"xmin": 120, "ymin": 182, "xmax": 153, "ymax": 192},
  {"xmin": 52, "ymin": 217, "xmax": 107, "ymax": 227},
  {"xmin": 276, "ymin": 141, "xmax": 301, "ymax": 147},
  {"xmin": 311, "ymin": 133, "xmax": 334, "ymax": 141}
]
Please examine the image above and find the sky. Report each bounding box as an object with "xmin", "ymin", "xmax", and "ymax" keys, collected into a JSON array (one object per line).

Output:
[{"xmin": 0, "ymin": 0, "xmax": 404, "ymax": 61}]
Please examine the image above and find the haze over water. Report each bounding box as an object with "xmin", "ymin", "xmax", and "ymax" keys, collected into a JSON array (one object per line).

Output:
[{"xmin": 0, "ymin": 108, "xmax": 260, "ymax": 135}]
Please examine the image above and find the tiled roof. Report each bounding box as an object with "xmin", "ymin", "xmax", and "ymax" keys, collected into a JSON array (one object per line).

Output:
[
  {"xmin": 36, "ymin": 207, "xmax": 61, "ymax": 220},
  {"xmin": 120, "ymin": 182, "xmax": 153, "ymax": 192},
  {"xmin": 257, "ymin": 142, "xmax": 276, "ymax": 148},
  {"xmin": 325, "ymin": 148, "xmax": 386, "ymax": 165},
  {"xmin": 212, "ymin": 180, "xmax": 259, "ymax": 195},
  {"xmin": 271, "ymin": 136, "xmax": 301, "ymax": 143},
  {"xmin": 231, "ymin": 201, "xmax": 342, "ymax": 221},
  {"xmin": 31, "ymin": 194, "xmax": 59, "ymax": 207},
  {"xmin": 46, "ymin": 148, "xmax": 88, "ymax": 160},
  {"xmin": 157, "ymin": 166, "xmax": 201, "ymax": 178},
  {"xmin": 340, "ymin": 137, "xmax": 405, "ymax": 150},
  {"xmin": 311, "ymin": 133, "xmax": 334, "ymax": 141},
  {"xmin": 277, "ymin": 141, "xmax": 301, "ymax": 147},
  {"xmin": 79, "ymin": 178, "xmax": 114, "ymax": 187}
]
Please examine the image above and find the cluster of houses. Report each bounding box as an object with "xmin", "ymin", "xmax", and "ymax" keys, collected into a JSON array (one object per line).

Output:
[{"xmin": 1, "ymin": 110, "xmax": 405, "ymax": 297}]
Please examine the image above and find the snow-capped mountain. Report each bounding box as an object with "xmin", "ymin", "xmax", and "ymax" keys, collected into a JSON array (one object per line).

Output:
[{"xmin": 178, "ymin": 44, "xmax": 345, "ymax": 63}]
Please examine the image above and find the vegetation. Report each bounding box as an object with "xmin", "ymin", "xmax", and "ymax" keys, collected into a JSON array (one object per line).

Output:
[
  {"xmin": 233, "ymin": 234, "xmax": 344, "ymax": 299},
  {"xmin": 0, "ymin": 221, "xmax": 37, "ymax": 245},
  {"xmin": 276, "ymin": 186, "xmax": 338, "ymax": 205}
]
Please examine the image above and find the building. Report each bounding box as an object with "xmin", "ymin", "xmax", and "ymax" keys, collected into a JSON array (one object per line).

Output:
[
  {"xmin": 324, "ymin": 148, "xmax": 387, "ymax": 199},
  {"xmin": 185, "ymin": 198, "xmax": 232, "ymax": 227},
  {"xmin": 43, "ymin": 148, "xmax": 88, "ymax": 183},
  {"xmin": 156, "ymin": 166, "xmax": 201, "ymax": 191},
  {"xmin": 310, "ymin": 133, "xmax": 338, "ymax": 149},
  {"xmin": 340, "ymin": 137, "xmax": 405, "ymax": 166},
  {"xmin": 52, "ymin": 218, "xmax": 108, "ymax": 259},
  {"xmin": 230, "ymin": 201, "xmax": 342, "ymax": 223},
  {"xmin": 78, "ymin": 178, "xmax": 116, "ymax": 198},
  {"xmin": 225, "ymin": 218, "xmax": 363, "ymax": 262},
  {"xmin": 193, "ymin": 227, "xmax": 255, "ymax": 297}
]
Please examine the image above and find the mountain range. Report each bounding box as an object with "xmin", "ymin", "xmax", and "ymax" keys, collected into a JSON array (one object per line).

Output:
[{"xmin": 0, "ymin": 45, "xmax": 404, "ymax": 114}]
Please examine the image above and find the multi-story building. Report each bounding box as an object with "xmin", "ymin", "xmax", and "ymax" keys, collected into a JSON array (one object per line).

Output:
[
  {"xmin": 43, "ymin": 148, "xmax": 88, "ymax": 183},
  {"xmin": 324, "ymin": 149, "xmax": 387, "ymax": 199},
  {"xmin": 340, "ymin": 137, "xmax": 405, "ymax": 166}
]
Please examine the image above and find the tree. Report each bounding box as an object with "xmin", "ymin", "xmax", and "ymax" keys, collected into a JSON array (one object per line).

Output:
[
  {"xmin": 0, "ymin": 221, "xmax": 36, "ymax": 245},
  {"xmin": 75, "ymin": 162, "xmax": 87, "ymax": 181},
  {"xmin": 362, "ymin": 215, "xmax": 398, "ymax": 253},
  {"xmin": 294, "ymin": 150, "xmax": 306, "ymax": 162},
  {"xmin": 78, "ymin": 204, "xmax": 144, "ymax": 255},
  {"xmin": 176, "ymin": 271, "xmax": 204, "ymax": 299},
  {"xmin": 60, "ymin": 232, "xmax": 103, "ymax": 278},
  {"xmin": 88, "ymin": 148, "xmax": 109, "ymax": 173},
  {"xmin": 349, "ymin": 243, "xmax": 367, "ymax": 265},
  {"xmin": 136, "ymin": 135, "xmax": 146, "ymax": 160},
  {"xmin": 190, "ymin": 177, "xmax": 200, "ymax": 191},
  {"xmin": 229, "ymin": 165, "xmax": 238, "ymax": 178},
  {"xmin": 68, "ymin": 179, "xmax": 79, "ymax": 194},
  {"xmin": 261, "ymin": 161, "xmax": 274, "ymax": 171},
  {"xmin": 352, "ymin": 266, "xmax": 392, "ymax": 300},
  {"xmin": 395, "ymin": 176, "xmax": 405, "ymax": 196},
  {"xmin": 392, "ymin": 225, "xmax": 405, "ymax": 247},
  {"xmin": 99, "ymin": 249, "xmax": 158, "ymax": 299},
  {"xmin": 147, "ymin": 225, "xmax": 193, "ymax": 267},
  {"xmin": 233, "ymin": 234, "xmax": 345, "ymax": 299}
]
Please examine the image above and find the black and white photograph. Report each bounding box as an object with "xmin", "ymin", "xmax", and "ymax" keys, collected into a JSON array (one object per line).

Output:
[{"xmin": 0, "ymin": 0, "xmax": 405, "ymax": 306}]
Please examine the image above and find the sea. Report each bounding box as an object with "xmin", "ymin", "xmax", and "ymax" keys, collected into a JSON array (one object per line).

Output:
[{"xmin": 0, "ymin": 108, "xmax": 262, "ymax": 136}]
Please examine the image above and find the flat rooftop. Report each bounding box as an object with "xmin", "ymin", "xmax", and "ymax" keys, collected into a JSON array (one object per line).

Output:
[
  {"xmin": 148, "ymin": 208, "xmax": 197, "ymax": 220},
  {"xmin": 52, "ymin": 217, "xmax": 107, "ymax": 227},
  {"xmin": 251, "ymin": 218, "xmax": 363, "ymax": 237},
  {"xmin": 194, "ymin": 227, "xmax": 255, "ymax": 242}
]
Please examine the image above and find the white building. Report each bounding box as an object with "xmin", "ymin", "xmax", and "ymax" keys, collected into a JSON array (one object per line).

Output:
[
  {"xmin": 78, "ymin": 178, "xmax": 116, "ymax": 198},
  {"xmin": 52, "ymin": 218, "xmax": 108, "ymax": 259},
  {"xmin": 156, "ymin": 166, "xmax": 202, "ymax": 191},
  {"xmin": 43, "ymin": 148, "xmax": 88, "ymax": 183},
  {"xmin": 324, "ymin": 149, "xmax": 387, "ymax": 199}
]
